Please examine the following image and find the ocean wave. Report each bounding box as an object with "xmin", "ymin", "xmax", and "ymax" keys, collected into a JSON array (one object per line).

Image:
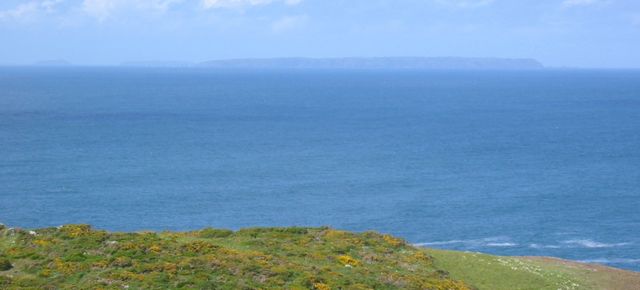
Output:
[
  {"xmin": 529, "ymin": 240, "xmax": 631, "ymax": 249},
  {"xmin": 579, "ymin": 258, "xmax": 640, "ymax": 264},
  {"xmin": 562, "ymin": 239, "xmax": 631, "ymax": 248},
  {"xmin": 528, "ymin": 243, "xmax": 561, "ymax": 249},
  {"xmin": 416, "ymin": 238, "xmax": 631, "ymax": 250},
  {"xmin": 414, "ymin": 237, "xmax": 517, "ymax": 248},
  {"xmin": 414, "ymin": 240, "xmax": 467, "ymax": 246},
  {"xmin": 485, "ymin": 242, "xmax": 518, "ymax": 247}
]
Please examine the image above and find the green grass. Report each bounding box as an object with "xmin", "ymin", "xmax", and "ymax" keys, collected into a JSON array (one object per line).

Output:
[
  {"xmin": 425, "ymin": 249, "xmax": 640, "ymax": 290},
  {"xmin": 1, "ymin": 224, "xmax": 637, "ymax": 289},
  {"xmin": 425, "ymin": 249, "xmax": 583, "ymax": 290}
]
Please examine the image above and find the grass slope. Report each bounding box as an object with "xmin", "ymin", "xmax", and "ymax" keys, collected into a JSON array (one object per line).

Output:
[
  {"xmin": 0, "ymin": 224, "xmax": 638, "ymax": 289},
  {"xmin": 425, "ymin": 249, "xmax": 640, "ymax": 290}
]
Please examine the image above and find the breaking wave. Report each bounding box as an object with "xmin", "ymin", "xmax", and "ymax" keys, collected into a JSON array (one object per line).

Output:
[
  {"xmin": 414, "ymin": 237, "xmax": 518, "ymax": 248},
  {"xmin": 416, "ymin": 238, "xmax": 631, "ymax": 250},
  {"xmin": 562, "ymin": 240, "xmax": 631, "ymax": 248}
]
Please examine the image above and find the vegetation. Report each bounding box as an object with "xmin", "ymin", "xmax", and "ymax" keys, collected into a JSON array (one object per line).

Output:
[
  {"xmin": 425, "ymin": 249, "xmax": 640, "ymax": 290},
  {"xmin": 0, "ymin": 225, "xmax": 468, "ymax": 289},
  {"xmin": 1, "ymin": 224, "xmax": 638, "ymax": 289},
  {"xmin": 0, "ymin": 258, "xmax": 12, "ymax": 271}
]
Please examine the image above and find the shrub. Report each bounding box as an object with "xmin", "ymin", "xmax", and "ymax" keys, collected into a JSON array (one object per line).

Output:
[
  {"xmin": 59, "ymin": 225, "xmax": 92, "ymax": 238},
  {"xmin": 337, "ymin": 255, "xmax": 360, "ymax": 267},
  {"xmin": 0, "ymin": 276, "xmax": 11, "ymax": 287},
  {"xmin": 148, "ymin": 244, "xmax": 162, "ymax": 253},
  {"xmin": 0, "ymin": 225, "xmax": 472, "ymax": 289},
  {"xmin": 38, "ymin": 269, "xmax": 52, "ymax": 277},
  {"xmin": 53, "ymin": 258, "xmax": 79, "ymax": 275},
  {"xmin": 383, "ymin": 235, "xmax": 405, "ymax": 247},
  {"xmin": 63, "ymin": 251, "xmax": 87, "ymax": 262},
  {"xmin": 279, "ymin": 227, "xmax": 309, "ymax": 235},
  {"xmin": 313, "ymin": 282, "xmax": 331, "ymax": 290},
  {"xmin": 411, "ymin": 251, "xmax": 432, "ymax": 264},
  {"xmin": 199, "ymin": 228, "xmax": 233, "ymax": 238},
  {"xmin": 111, "ymin": 257, "xmax": 132, "ymax": 267},
  {"xmin": 0, "ymin": 258, "xmax": 12, "ymax": 271},
  {"xmin": 181, "ymin": 241, "xmax": 218, "ymax": 255},
  {"xmin": 33, "ymin": 239, "xmax": 53, "ymax": 247}
]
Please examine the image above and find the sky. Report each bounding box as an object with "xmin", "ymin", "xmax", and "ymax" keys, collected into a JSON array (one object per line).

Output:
[{"xmin": 0, "ymin": 0, "xmax": 639, "ymax": 68}]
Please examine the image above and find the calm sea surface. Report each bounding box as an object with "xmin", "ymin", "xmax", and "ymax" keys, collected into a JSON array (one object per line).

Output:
[{"xmin": 1, "ymin": 68, "xmax": 639, "ymax": 270}]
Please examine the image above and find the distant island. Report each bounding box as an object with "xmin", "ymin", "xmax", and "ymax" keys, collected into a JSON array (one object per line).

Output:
[
  {"xmin": 121, "ymin": 61, "xmax": 194, "ymax": 67},
  {"xmin": 198, "ymin": 57, "xmax": 544, "ymax": 70},
  {"xmin": 18, "ymin": 57, "xmax": 544, "ymax": 69},
  {"xmin": 33, "ymin": 59, "xmax": 72, "ymax": 67}
]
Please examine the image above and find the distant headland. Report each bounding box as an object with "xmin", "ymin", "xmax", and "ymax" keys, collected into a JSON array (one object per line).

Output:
[
  {"xmin": 197, "ymin": 57, "xmax": 544, "ymax": 70},
  {"xmin": 4, "ymin": 57, "xmax": 544, "ymax": 69},
  {"xmin": 116, "ymin": 57, "xmax": 544, "ymax": 70},
  {"xmin": 33, "ymin": 59, "xmax": 73, "ymax": 67}
]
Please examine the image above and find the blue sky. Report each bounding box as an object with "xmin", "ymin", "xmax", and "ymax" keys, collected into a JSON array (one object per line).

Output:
[{"xmin": 1, "ymin": 0, "xmax": 639, "ymax": 67}]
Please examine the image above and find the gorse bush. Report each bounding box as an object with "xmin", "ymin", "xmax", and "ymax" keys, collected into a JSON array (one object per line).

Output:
[
  {"xmin": 59, "ymin": 224, "xmax": 93, "ymax": 238},
  {"xmin": 198, "ymin": 228, "xmax": 233, "ymax": 238},
  {"xmin": 0, "ymin": 225, "xmax": 470, "ymax": 289},
  {"xmin": 0, "ymin": 258, "xmax": 12, "ymax": 271},
  {"xmin": 337, "ymin": 255, "xmax": 360, "ymax": 267}
]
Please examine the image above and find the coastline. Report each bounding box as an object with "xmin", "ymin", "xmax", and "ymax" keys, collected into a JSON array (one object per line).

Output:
[{"xmin": 1, "ymin": 224, "xmax": 638, "ymax": 289}]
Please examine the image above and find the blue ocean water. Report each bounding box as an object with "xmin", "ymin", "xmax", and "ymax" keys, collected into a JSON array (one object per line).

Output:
[{"xmin": 1, "ymin": 68, "xmax": 639, "ymax": 271}]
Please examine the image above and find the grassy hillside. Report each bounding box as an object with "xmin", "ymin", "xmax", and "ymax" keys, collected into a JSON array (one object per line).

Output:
[
  {"xmin": 0, "ymin": 224, "xmax": 638, "ymax": 289},
  {"xmin": 425, "ymin": 249, "xmax": 640, "ymax": 290}
]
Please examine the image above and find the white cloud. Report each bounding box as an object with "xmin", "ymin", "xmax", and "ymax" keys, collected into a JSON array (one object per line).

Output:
[
  {"xmin": 0, "ymin": 3, "xmax": 39, "ymax": 21},
  {"xmin": 435, "ymin": 0, "xmax": 495, "ymax": 8},
  {"xmin": 2, "ymin": 0, "xmax": 299, "ymax": 23},
  {"xmin": 82, "ymin": 0, "xmax": 117, "ymax": 21},
  {"xmin": 136, "ymin": 0, "xmax": 184, "ymax": 12},
  {"xmin": 202, "ymin": 0, "xmax": 301, "ymax": 9},
  {"xmin": 42, "ymin": 0, "xmax": 65, "ymax": 12},
  {"xmin": 0, "ymin": 0, "xmax": 63, "ymax": 22},
  {"xmin": 271, "ymin": 14, "xmax": 306, "ymax": 33},
  {"xmin": 82, "ymin": 0, "xmax": 183, "ymax": 21},
  {"xmin": 562, "ymin": 0, "xmax": 603, "ymax": 8}
]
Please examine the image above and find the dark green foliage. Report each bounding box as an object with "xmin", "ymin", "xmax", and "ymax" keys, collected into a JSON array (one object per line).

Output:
[
  {"xmin": 0, "ymin": 275, "xmax": 10, "ymax": 286},
  {"xmin": 198, "ymin": 228, "xmax": 234, "ymax": 238},
  {"xmin": 0, "ymin": 258, "xmax": 12, "ymax": 271}
]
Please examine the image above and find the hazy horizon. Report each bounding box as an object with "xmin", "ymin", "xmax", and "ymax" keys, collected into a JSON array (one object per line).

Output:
[
  {"xmin": 3, "ymin": 58, "xmax": 640, "ymax": 69},
  {"xmin": 1, "ymin": 0, "xmax": 640, "ymax": 68},
  {"xmin": 3, "ymin": 56, "xmax": 550, "ymax": 68}
]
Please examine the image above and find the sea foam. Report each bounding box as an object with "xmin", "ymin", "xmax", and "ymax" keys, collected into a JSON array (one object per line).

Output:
[
  {"xmin": 562, "ymin": 240, "xmax": 631, "ymax": 249},
  {"xmin": 414, "ymin": 237, "xmax": 518, "ymax": 248}
]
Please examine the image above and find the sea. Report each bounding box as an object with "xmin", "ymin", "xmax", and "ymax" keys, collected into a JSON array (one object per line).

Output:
[{"xmin": 1, "ymin": 67, "xmax": 639, "ymax": 271}]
